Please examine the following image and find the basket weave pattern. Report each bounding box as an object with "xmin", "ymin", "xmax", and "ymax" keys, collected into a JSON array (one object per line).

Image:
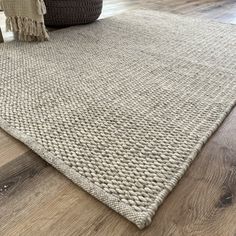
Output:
[{"xmin": 44, "ymin": 0, "xmax": 103, "ymax": 27}]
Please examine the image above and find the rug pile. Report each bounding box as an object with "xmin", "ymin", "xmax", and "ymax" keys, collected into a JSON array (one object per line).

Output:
[{"xmin": 0, "ymin": 10, "xmax": 235, "ymax": 228}]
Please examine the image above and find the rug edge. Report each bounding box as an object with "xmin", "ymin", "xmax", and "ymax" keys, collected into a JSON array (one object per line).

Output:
[
  {"xmin": 1, "ymin": 98, "xmax": 235, "ymax": 229},
  {"xmin": 0, "ymin": 117, "xmax": 151, "ymax": 229}
]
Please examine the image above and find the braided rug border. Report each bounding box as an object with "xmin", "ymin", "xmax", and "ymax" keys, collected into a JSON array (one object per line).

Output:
[{"xmin": 0, "ymin": 98, "xmax": 235, "ymax": 229}]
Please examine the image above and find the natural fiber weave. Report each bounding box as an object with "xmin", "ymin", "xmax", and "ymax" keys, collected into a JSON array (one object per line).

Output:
[{"xmin": 0, "ymin": 10, "xmax": 236, "ymax": 229}]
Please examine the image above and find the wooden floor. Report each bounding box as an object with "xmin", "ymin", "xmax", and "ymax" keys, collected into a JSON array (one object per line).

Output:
[{"xmin": 1, "ymin": 0, "xmax": 236, "ymax": 235}]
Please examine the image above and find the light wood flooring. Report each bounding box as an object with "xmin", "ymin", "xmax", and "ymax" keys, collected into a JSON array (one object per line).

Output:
[{"xmin": 1, "ymin": 0, "xmax": 236, "ymax": 235}]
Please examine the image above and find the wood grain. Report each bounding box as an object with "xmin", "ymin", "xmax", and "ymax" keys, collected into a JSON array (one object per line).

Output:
[
  {"xmin": 1, "ymin": 1, "xmax": 236, "ymax": 235},
  {"xmin": 0, "ymin": 131, "xmax": 29, "ymax": 168}
]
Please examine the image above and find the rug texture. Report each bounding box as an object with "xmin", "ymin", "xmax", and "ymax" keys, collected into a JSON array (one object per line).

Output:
[{"xmin": 0, "ymin": 10, "xmax": 236, "ymax": 229}]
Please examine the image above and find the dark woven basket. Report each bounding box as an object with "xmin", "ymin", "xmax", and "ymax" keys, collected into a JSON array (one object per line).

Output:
[{"xmin": 44, "ymin": 0, "xmax": 103, "ymax": 27}]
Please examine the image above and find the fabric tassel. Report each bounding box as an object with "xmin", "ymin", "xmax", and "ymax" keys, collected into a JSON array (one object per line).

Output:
[
  {"xmin": 5, "ymin": 16, "xmax": 49, "ymax": 42},
  {"xmin": 1, "ymin": 0, "xmax": 49, "ymax": 42}
]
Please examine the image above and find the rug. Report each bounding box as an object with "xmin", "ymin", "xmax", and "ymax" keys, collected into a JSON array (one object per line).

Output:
[{"xmin": 0, "ymin": 10, "xmax": 236, "ymax": 229}]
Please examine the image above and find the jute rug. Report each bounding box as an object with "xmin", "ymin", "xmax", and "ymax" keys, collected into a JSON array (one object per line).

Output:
[{"xmin": 0, "ymin": 10, "xmax": 236, "ymax": 229}]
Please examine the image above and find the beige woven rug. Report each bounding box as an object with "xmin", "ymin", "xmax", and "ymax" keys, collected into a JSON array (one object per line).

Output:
[{"xmin": 0, "ymin": 10, "xmax": 236, "ymax": 229}]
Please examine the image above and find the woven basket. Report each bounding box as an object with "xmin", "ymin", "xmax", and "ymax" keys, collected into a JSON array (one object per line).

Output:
[{"xmin": 44, "ymin": 0, "xmax": 103, "ymax": 27}]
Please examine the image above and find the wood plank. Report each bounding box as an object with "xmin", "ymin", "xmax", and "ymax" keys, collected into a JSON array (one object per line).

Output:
[
  {"xmin": 0, "ymin": 131, "xmax": 29, "ymax": 167},
  {"xmin": 0, "ymin": 0, "xmax": 236, "ymax": 235}
]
